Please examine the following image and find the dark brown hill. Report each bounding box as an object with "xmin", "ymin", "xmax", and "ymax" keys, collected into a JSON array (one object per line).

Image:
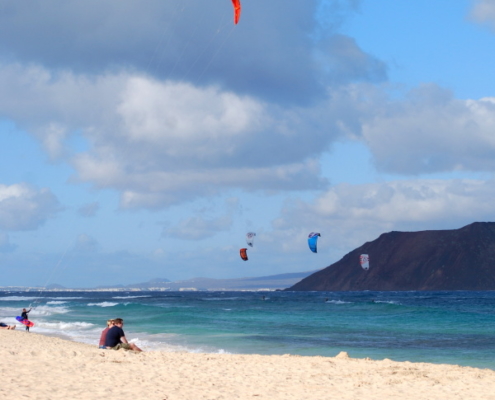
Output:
[{"xmin": 288, "ymin": 222, "xmax": 495, "ymax": 291}]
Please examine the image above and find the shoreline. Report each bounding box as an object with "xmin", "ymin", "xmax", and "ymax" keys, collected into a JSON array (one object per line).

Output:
[{"xmin": 2, "ymin": 330, "xmax": 495, "ymax": 399}]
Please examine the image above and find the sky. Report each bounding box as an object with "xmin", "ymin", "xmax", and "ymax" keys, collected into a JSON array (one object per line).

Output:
[{"xmin": 1, "ymin": 0, "xmax": 495, "ymax": 288}]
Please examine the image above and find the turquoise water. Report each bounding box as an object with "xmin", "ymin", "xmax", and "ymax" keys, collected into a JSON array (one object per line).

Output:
[{"xmin": 1, "ymin": 290, "xmax": 495, "ymax": 369}]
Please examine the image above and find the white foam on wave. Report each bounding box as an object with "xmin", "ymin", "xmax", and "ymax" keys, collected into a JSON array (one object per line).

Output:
[
  {"xmin": 113, "ymin": 295, "xmax": 151, "ymax": 299},
  {"xmin": 30, "ymin": 305, "xmax": 70, "ymax": 316},
  {"xmin": 0, "ymin": 307, "xmax": 20, "ymax": 325},
  {"xmin": 87, "ymin": 302, "xmax": 119, "ymax": 307},
  {"xmin": 13, "ymin": 318, "xmax": 231, "ymax": 355},
  {"xmin": 202, "ymin": 297, "xmax": 241, "ymax": 301},
  {"xmin": 375, "ymin": 300, "xmax": 400, "ymax": 305},
  {"xmin": 47, "ymin": 301, "xmax": 67, "ymax": 305},
  {"xmin": 48, "ymin": 297, "xmax": 84, "ymax": 300},
  {"xmin": 122, "ymin": 332, "xmax": 231, "ymax": 354},
  {"xmin": 325, "ymin": 300, "xmax": 350, "ymax": 304},
  {"xmin": 0, "ymin": 305, "xmax": 22, "ymax": 315},
  {"xmin": 0, "ymin": 296, "xmax": 38, "ymax": 301},
  {"xmin": 33, "ymin": 321, "xmax": 102, "ymax": 346},
  {"xmin": 38, "ymin": 321, "xmax": 95, "ymax": 331}
]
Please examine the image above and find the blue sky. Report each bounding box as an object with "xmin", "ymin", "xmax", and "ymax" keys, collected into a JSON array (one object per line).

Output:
[{"xmin": 1, "ymin": 0, "xmax": 495, "ymax": 288}]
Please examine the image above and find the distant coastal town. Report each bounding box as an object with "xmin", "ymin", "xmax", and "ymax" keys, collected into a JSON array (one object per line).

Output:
[{"xmin": 0, "ymin": 271, "xmax": 315, "ymax": 292}]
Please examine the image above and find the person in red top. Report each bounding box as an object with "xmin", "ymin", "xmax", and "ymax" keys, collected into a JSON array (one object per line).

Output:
[{"xmin": 98, "ymin": 319, "xmax": 114, "ymax": 349}]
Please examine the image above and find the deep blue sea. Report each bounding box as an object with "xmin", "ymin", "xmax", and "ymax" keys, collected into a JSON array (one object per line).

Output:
[{"xmin": 1, "ymin": 290, "xmax": 495, "ymax": 369}]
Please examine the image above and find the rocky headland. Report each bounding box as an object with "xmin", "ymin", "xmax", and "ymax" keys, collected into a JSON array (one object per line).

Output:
[{"xmin": 288, "ymin": 222, "xmax": 495, "ymax": 291}]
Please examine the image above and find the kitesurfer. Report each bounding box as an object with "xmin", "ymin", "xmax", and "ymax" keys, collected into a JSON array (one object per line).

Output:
[{"xmin": 21, "ymin": 308, "xmax": 31, "ymax": 332}]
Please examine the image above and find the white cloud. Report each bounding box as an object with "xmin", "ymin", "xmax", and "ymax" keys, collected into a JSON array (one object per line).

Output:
[
  {"xmin": 0, "ymin": 64, "xmax": 334, "ymax": 208},
  {"xmin": 0, "ymin": 63, "xmax": 125, "ymax": 159},
  {"xmin": 0, "ymin": 183, "xmax": 61, "ymax": 230},
  {"xmin": 470, "ymin": 0, "xmax": 495, "ymax": 30},
  {"xmin": 272, "ymin": 178, "xmax": 495, "ymax": 257},
  {"xmin": 118, "ymin": 78, "xmax": 264, "ymax": 143},
  {"xmin": 0, "ymin": 1, "xmax": 375, "ymax": 105},
  {"xmin": 353, "ymin": 84, "xmax": 495, "ymax": 174},
  {"xmin": 314, "ymin": 34, "xmax": 387, "ymax": 84},
  {"xmin": 2, "ymin": 63, "xmax": 495, "ymax": 211}
]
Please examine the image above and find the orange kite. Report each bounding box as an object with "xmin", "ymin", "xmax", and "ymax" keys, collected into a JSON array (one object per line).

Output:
[{"xmin": 231, "ymin": 0, "xmax": 241, "ymax": 24}]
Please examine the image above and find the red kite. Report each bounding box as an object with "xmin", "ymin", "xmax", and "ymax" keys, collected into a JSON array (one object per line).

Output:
[{"xmin": 231, "ymin": 0, "xmax": 241, "ymax": 24}]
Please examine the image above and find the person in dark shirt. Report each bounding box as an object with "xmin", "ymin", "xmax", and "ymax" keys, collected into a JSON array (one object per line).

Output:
[
  {"xmin": 104, "ymin": 318, "xmax": 143, "ymax": 352},
  {"xmin": 21, "ymin": 308, "xmax": 32, "ymax": 332}
]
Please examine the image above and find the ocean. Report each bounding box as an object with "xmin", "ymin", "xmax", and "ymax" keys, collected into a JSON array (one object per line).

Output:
[{"xmin": 1, "ymin": 290, "xmax": 494, "ymax": 369}]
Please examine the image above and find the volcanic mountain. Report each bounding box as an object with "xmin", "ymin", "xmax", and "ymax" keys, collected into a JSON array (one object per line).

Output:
[{"xmin": 288, "ymin": 222, "xmax": 495, "ymax": 291}]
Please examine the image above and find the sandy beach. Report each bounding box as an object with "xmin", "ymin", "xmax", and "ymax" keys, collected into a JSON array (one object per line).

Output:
[{"xmin": 1, "ymin": 330, "xmax": 495, "ymax": 399}]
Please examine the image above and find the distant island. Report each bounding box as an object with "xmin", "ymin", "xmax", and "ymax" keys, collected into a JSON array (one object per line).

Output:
[
  {"xmin": 288, "ymin": 222, "xmax": 495, "ymax": 291},
  {"xmin": 0, "ymin": 271, "xmax": 317, "ymax": 292}
]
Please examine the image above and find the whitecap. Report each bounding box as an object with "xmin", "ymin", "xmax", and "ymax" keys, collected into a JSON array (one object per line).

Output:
[
  {"xmin": 87, "ymin": 302, "xmax": 118, "ymax": 307},
  {"xmin": 0, "ymin": 296, "xmax": 38, "ymax": 301},
  {"xmin": 30, "ymin": 305, "xmax": 70, "ymax": 316},
  {"xmin": 120, "ymin": 332, "xmax": 229, "ymax": 354},
  {"xmin": 48, "ymin": 297, "xmax": 84, "ymax": 300},
  {"xmin": 38, "ymin": 321, "xmax": 95, "ymax": 331},
  {"xmin": 202, "ymin": 297, "xmax": 240, "ymax": 301},
  {"xmin": 325, "ymin": 300, "xmax": 350, "ymax": 304}
]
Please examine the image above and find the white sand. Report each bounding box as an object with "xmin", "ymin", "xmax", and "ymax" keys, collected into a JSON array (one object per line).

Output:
[{"xmin": 1, "ymin": 329, "xmax": 495, "ymax": 399}]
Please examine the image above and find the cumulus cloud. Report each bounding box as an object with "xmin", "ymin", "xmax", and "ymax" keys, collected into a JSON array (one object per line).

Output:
[
  {"xmin": 0, "ymin": 183, "xmax": 61, "ymax": 230},
  {"xmin": 470, "ymin": 0, "xmax": 495, "ymax": 30},
  {"xmin": 0, "ymin": 64, "xmax": 335, "ymax": 208},
  {"xmin": 0, "ymin": 0, "xmax": 376, "ymax": 104},
  {"xmin": 272, "ymin": 178, "xmax": 495, "ymax": 255},
  {"xmin": 345, "ymin": 83, "xmax": 495, "ymax": 174},
  {"xmin": 1, "ymin": 2, "xmax": 494, "ymax": 215},
  {"xmin": 0, "ymin": 63, "xmax": 125, "ymax": 159},
  {"xmin": 70, "ymin": 75, "xmax": 335, "ymax": 207},
  {"xmin": 2, "ymin": 62, "xmax": 495, "ymax": 210},
  {"xmin": 314, "ymin": 34, "xmax": 387, "ymax": 85},
  {"xmin": 0, "ymin": 1, "xmax": 399, "ymax": 213}
]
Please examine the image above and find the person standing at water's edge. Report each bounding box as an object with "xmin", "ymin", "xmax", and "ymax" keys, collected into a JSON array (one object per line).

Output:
[
  {"xmin": 104, "ymin": 318, "xmax": 143, "ymax": 352},
  {"xmin": 98, "ymin": 319, "xmax": 114, "ymax": 349},
  {"xmin": 21, "ymin": 308, "xmax": 31, "ymax": 332}
]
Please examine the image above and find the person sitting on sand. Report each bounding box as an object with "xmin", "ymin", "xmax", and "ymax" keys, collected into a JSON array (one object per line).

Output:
[
  {"xmin": 98, "ymin": 319, "xmax": 115, "ymax": 349},
  {"xmin": 104, "ymin": 318, "xmax": 143, "ymax": 352},
  {"xmin": 0, "ymin": 322, "xmax": 16, "ymax": 330}
]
